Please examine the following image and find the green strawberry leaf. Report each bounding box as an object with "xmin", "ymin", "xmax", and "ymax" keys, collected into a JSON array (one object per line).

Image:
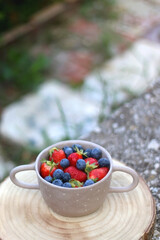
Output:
[
  {"xmin": 74, "ymin": 146, "xmax": 84, "ymax": 156},
  {"xmin": 47, "ymin": 161, "xmax": 53, "ymax": 166},
  {"xmin": 91, "ymin": 177, "xmax": 99, "ymax": 183},
  {"xmin": 83, "ymin": 152, "xmax": 88, "ymax": 158},
  {"xmin": 49, "ymin": 161, "xmax": 58, "ymax": 173},
  {"xmin": 69, "ymin": 179, "xmax": 83, "ymax": 188},
  {"xmin": 41, "ymin": 158, "xmax": 48, "ymax": 163},
  {"xmin": 49, "ymin": 165, "xmax": 54, "ymax": 172},
  {"xmin": 85, "ymin": 162, "xmax": 98, "ymax": 174},
  {"xmin": 49, "ymin": 147, "xmax": 59, "ymax": 157},
  {"xmin": 41, "ymin": 158, "xmax": 58, "ymax": 168},
  {"xmin": 73, "ymin": 146, "xmax": 78, "ymax": 151}
]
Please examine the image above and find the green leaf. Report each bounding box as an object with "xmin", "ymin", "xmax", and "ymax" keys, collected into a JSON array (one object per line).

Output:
[
  {"xmin": 40, "ymin": 159, "xmax": 58, "ymax": 170},
  {"xmin": 83, "ymin": 152, "xmax": 88, "ymax": 158},
  {"xmin": 69, "ymin": 179, "xmax": 83, "ymax": 188},
  {"xmin": 41, "ymin": 158, "xmax": 48, "ymax": 163},
  {"xmin": 85, "ymin": 162, "xmax": 98, "ymax": 174},
  {"xmin": 92, "ymin": 177, "xmax": 99, "ymax": 183},
  {"xmin": 49, "ymin": 165, "xmax": 54, "ymax": 172},
  {"xmin": 49, "ymin": 147, "xmax": 59, "ymax": 157},
  {"xmin": 74, "ymin": 146, "xmax": 85, "ymax": 156}
]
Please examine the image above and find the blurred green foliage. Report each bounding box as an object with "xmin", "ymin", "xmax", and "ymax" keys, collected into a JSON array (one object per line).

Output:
[
  {"xmin": 0, "ymin": 0, "xmax": 64, "ymax": 34},
  {"xmin": 0, "ymin": 47, "xmax": 48, "ymax": 92},
  {"xmin": 79, "ymin": 0, "xmax": 117, "ymax": 20}
]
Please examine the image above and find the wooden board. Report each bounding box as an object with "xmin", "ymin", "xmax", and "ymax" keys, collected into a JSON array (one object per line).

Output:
[{"xmin": 0, "ymin": 160, "xmax": 156, "ymax": 240}]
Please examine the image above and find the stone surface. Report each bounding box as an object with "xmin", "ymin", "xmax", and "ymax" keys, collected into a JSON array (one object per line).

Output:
[
  {"xmin": 82, "ymin": 39, "xmax": 160, "ymax": 115},
  {"xmin": 83, "ymin": 80, "xmax": 160, "ymax": 239},
  {"xmin": 148, "ymin": 139, "xmax": 160, "ymax": 151}
]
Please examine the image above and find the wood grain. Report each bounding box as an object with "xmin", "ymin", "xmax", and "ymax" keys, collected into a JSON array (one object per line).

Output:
[{"xmin": 0, "ymin": 160, "xmax": 155, "ymax": 240}]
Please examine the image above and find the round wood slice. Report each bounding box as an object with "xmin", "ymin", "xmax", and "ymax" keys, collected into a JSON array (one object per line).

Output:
[{"xmin": 0, "ymin": 160, "xmax": 156, "ymax": 240}]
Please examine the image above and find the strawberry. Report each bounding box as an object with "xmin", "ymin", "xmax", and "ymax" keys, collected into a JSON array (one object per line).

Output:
[
  {"xmin": 89, "ymin": 167, "xmax": 109, "ymax": 182},
  {"xmin": 85, "ymin": 157, "xmax": 99, "ymax": 174},
  {"xmin": 85, "ymin": 157, "xmax": 99, "ymax": 166},
  {"xmin": 68, "ymin": 146, "xmax": 87, "ymax": 167},
  {"xmin": 40, "ymin": 161, "xmax": 57, "ymax": 178},
  {"xmin": 64, "ymin": 166, "xmax": 87, "ymax": 182},
  {"xmin": 68, "ymin": 152, "xmax": 82, "ymax": 167},
  {"xmin": 49, "ymin": 147, "xmax": 66, "ymax": 168}
]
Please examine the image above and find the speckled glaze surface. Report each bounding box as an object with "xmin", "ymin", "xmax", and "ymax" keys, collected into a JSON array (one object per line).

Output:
[{"xmin": 10, "ymin": 140, "xmax": 139, "ymax": 217}]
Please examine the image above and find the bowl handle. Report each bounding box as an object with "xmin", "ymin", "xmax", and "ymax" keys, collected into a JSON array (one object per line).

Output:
[
  {"xmin": 10, "ymin": 163, "xmax": 39, "ymax": 189},
  {"xmin": 109, "ymin": 164, "xmax": 139, "ymax": 193}
]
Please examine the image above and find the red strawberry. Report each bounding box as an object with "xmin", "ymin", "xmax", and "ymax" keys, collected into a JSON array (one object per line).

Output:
[
  {"xmin": 40, "ymin": 162, "xmax": 57, "ymax": 178},
  {"xmin": 49, "ymin": 147, "xmax": 66, "ymax": 168},
  {"xmin": 89, "ymin": 167, "xmax": 109, "ymax": 182},
  {"xmin": 85, "ymin": 157, "xmax": 98, "ymax": 166},
  {"xmin": 68, "ymin": 152, "xmax": 82, "ymax": 167},
  {"xmin": 85, "ymin": 158, "xmax": 99, "ymax": 173},
  {"xmin": 64, "ymin": 166, "xmax": 87, "ymax": 182}
]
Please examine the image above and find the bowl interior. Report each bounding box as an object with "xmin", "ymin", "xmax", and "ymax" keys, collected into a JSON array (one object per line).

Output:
[{"xmin": 35, "ymin": 140, "xmax": 113, "ymax": 189}]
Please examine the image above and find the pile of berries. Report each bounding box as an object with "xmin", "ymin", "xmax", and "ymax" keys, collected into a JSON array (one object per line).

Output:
[{"xmin": 40, "ymin": 144, "xmax": 110, "ymax": 188}]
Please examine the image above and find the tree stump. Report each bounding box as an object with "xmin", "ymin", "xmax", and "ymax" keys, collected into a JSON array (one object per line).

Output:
[{"xmin": 0, "ymin": 160, "xmax": 156, "ymax": 240}]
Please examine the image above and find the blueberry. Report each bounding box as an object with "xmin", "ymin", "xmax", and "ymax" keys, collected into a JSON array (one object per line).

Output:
[
  {"xmin": 72, "ymin": 144, "xmax": 83, "ymax": 152},
  {"xmin": 60, "ymin": 158, "xmax": 70, "ymax": 168},
  {"xmin": 62, "ymin": 172, "xmax": 71, "ymax": 182},
  {"xmin": 98, "ymin": 158, "xmax": 110, "ymax": 168},
  {"xmin": 44, "ymin": 176, "xmax": 52, "ymax": 183},
  {"xmin": 83, "ymin": 148, "xmax": 92, "ymax": 158},
  {"xmin": 91, "ymin": 148, "xmax": 102, "ymax": 159},
  {"xmin": 63, "ymin": 182, "xmax": 72, "ymax": 188},
  {"xmin": 83, "ymin": 179, "xmax": 95, "ymax": 187},
  {"xmin": 76, "ymin": 159, "xmax": 86, "ymax": 171},
  {"xmin": 53, "ymin": 169, "xmax": 64, "ymax": 180},
  {"xmin": 63, "ymin": 146, "xmax": 73, "ymax": 157},
  {"xmin": 52, "ymin": 179, "xmax": 63, "ymax": 186}
]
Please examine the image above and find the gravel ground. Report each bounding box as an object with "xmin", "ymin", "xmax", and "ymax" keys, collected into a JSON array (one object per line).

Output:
[{"xmin": 84, "ymin": 80, "xmax": 160, "ymax": 239}]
